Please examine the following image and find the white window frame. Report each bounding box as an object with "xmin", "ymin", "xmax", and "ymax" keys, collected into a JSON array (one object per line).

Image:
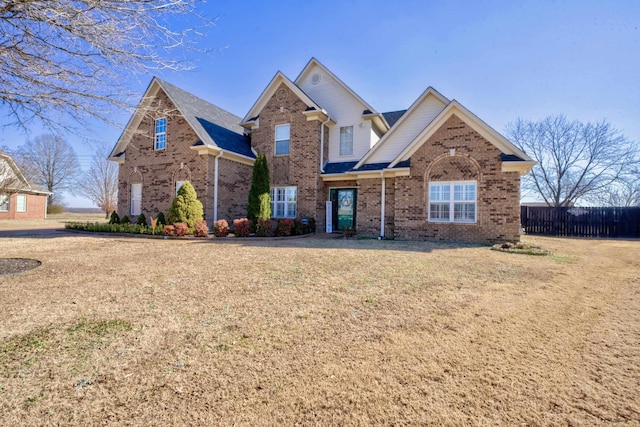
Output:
[
  {"xmin": 428, "ymin": 181, "xmax": 477, "ymax": 223},
  {"xmin": 339, "ymin": 125, "xmax": 354, "ymax": 156},
  {"xmin": 16, "ymin": 194, "xmax": 26, "ymax": 212},
  {"xmin": 130, "ymin": 183, "xmax": 142, "ymax": 216},
  {"xmin": 275, "ymin": 124, "xmax": 290, "ymax": 156},
  {"xmin": 0, "ymin": 194, "xmax": 9, "ymax": 212},
  {"xmin": 176, "ymin": 180, "xmax": 186, "ymax": 196},
  {"xmin": 270, "ymin": 186, "xmax": 297, "ymax": 218},
  {"xmin": 155, "ymin": 117, "xmax": 167, "ymax": 150}
]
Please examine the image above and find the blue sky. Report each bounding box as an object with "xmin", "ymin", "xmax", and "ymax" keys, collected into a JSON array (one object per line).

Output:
[{"xmin": 1, "ymin": 0, "xmax": 638, "ymax": 207}]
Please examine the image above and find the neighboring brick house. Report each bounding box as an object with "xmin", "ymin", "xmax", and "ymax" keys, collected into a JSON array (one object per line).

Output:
[
  {"xmin": 0, "ymin": 151, "xmax": 50, "ymax": 220},
  {"xmin": 110, "ymin": 59, "xmax": 535, "ymax": 243},
  {"xmin": 108, "ymin": 78, "xmax": 255, "ymax": 224}
]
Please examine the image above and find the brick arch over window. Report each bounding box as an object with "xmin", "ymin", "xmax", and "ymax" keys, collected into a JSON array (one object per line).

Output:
[
  {"xmin": 424, "ymin": 153, "xmax": 482, "ymax": 183},
  {"xmin": 172, "ymin": 165, "xmax": 192, "ymax": 188}
]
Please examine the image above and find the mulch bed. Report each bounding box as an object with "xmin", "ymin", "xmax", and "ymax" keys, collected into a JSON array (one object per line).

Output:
[{"xmin": 0, "ymin": 258, "xmax": 42, "ymax": 277}]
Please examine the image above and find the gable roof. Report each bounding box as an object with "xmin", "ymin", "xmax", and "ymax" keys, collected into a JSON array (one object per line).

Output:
[
  {"xmin": 0, "ymin": 151, "xmax": 51, "ymax": 195},
  {"xmin": 240, "ymin": 71, "xmax": 327, "ymax": 128},
  {"xmin": 382, "ymin": 110, "xmax": 407, "ymax": 128},
  {"xmin": 109, "ymin": 77, "xmax": 253, "ymax": 162},
  {"xmin": 355, "ymin": 86, "xmax": 449, "ymax": 168},
  {"xmin": 388, "ymin": 99, "xmax": 535, "ymax": 172},
  {"xmin": 295, "ymin": 58, "xmax": 390, "ymax": 132}
]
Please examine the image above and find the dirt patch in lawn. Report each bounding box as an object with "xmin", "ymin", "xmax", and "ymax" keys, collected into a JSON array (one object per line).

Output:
[
  {"xmin": 0, "ymin": 258, "xmax": 41, "ymax": 277},
  {"xmin": 0, "ymin": 235, "xmax": 638, "ymax": 425}
]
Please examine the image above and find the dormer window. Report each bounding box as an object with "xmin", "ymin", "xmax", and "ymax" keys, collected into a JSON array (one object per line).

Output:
[
  {"xmin": 155, "ymin": 117, "xmax": 167, "ymax": 150},
  {"xmin": 339, "ymin": 126, "xmax": 354, "ymax": 156},
  {"xmin": 275, "ymin": 124, "xmax": 290, "ymax": 155}
]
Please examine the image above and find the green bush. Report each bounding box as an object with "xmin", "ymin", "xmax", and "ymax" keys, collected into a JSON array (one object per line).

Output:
[
  {"xmin": 120, "ymin": 215, "xmax": 130, "ymax": 224},
  {"xmin": 156, "ymin": 212, "xmax": 166, "ymax": 226},
  {"xmin": 167, "ymin": 182, "xmax": 203, "ymax": 228},
  {"xmin": 136, "ymin": 213, "xmax": 147, "ymax": 226},
  {"xmin": 109, "ymin": 211, "xmax": 120, "ymax": 224},
  {"xmin": 247, "ymin": 153, "xmax": 270, "ymax": 226}
]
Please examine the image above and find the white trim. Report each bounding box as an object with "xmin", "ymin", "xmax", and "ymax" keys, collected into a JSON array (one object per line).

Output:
[
  {"xmin": 241, "ymin": 72, "xmax": 323, "ymax": 127},
  {"xmin": 355, "ymin": 87, "xmax": 449, "ymax": 169},
  {"xmin": 380, "ymin": 174, "xmax": 385, "ymax": 238},
  {"xmin": 270, "ymin": 186, "xmax": 297, "ymax": 218},
  {"xmin": 390, "ymin": 101, "xmax": 533, "ymax": 168},
  {"xmin": 275, "ymin": 123, "xmax": 291, "ymax": 156},
  {"xmin": 428, "ymin": 180, "xmax": 477, "ymax": 224},
  {"xmin": 213, "ymin": 154, "xmax": 220, "ymax": 221},
  {"xmin": 16, "ymin": 194, "xmax": 26, "ymax": 212}
]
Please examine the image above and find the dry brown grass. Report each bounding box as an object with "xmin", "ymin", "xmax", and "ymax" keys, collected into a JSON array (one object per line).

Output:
[
  {"xmin": 0, "ymin": 213, "xmax": 106, "ymax": 232},
  {"xmin": 0, "ymin": 234, "xmax": 638, "ymax": 425}
]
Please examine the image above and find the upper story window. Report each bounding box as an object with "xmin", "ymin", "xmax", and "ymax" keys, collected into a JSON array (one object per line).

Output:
[
  {"xmin": 16, "ymin": 194, "xmax": 26, "ymax": 212},
  {"xmin": 339, "ymin": 126, "xmax": 354, "ymax": 156},
  {"xmin": 275, "ymin": 124, "xmax": 290, "ymax": 155},
  {"xmin": 428, "ymin": 181, "xmax": 477, "ymax": 223},
  {"xmin": 0, "ymin": 194, "xmax": 8, "ymax": 212},
  {"xmin": 155, "ymin": 117, "xmax": 167, "ymax": 150}
]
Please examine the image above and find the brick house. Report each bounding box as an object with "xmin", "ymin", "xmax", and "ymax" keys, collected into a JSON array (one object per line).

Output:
[
  {"xmin": 108, "ymin": 78, "xmax": 255, "ymax": 223},
  {"xmin": 110, "ymin": 59, "xmax": 535, "ymax": 243},
  {"xmin": 0, "ymin": 151, "xmax": 50, "ymax": 220}
]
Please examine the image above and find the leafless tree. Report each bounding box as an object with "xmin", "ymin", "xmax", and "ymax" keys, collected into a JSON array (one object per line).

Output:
[
  {"xmin": 76, "ymin": 146, "xmax": 119, "ymax": 217},
  {"xmin": 507, "ymin": 115, "xmax": 638, "ymax": 206},
  {"xmin": 12, "ymin": 135, "xmax": 81, "ymax": 205},
  {"xmin": 0, "ymin": 0, "xmax": 215, "ymax": 132},
  {"xmin": 588, "ymin": 172, "xmax": 640, "ymax": 207}
]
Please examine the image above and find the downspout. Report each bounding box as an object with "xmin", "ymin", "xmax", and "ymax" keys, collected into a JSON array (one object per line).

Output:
[
  {"xmin": 213, "ymin": 151, "xmax": 223, "ymax": 222},
  {"xmin": 380, "ymin": 171, "xmax": 385, "ymax": 239},
  {"xmin": 320, "ymin": 113, "xmax": 330, "ymax": 173}
]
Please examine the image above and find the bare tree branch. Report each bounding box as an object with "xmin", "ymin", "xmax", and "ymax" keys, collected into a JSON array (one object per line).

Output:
[
  {"xmin": 0, "ymin": 0, "xmax": 216, "ymax": 133},
  {"xmin": 11, "ymin": 135, "xmax": 81, "ymax": 205},
  {"xmin": 75, "ymin": 145, "xmax": 118, "ymax": 217},
  {"xmin": 507, "ymin": 115, "xmax": 639, "ymax": 206}
]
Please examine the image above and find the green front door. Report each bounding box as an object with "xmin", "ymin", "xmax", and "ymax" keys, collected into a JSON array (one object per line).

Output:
[{"xmin": 330, "ymin": 188, "xmax": 356, "ymax": 231}]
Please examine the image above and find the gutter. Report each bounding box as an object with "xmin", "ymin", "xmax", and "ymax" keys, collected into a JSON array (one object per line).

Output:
[
  {"xmin": 213, "ymin": 151, "xmax": 223, "ymax": 222},
  {"xmin": 380, "ymin": 171, "xmax": 385, "ymax": 239},
  {"xmin": 320, "ymin": 115, "xmax": 331, "ymax": 173}
]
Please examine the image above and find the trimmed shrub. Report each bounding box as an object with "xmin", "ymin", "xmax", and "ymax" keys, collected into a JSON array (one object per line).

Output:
[
  {"xmin": 256, "ymin": 219, "xmax": 273, "ymax": 237},
  {"xmin": 167, "ymin": 181, "xmax": 204, "ymax": 228},
  {"xmin": 156, "ymin": 212, "xmax": 166, "ymax": 226},
  {"xmin": 293, "ymin": 217, "xmax": 304, "ymax": 236},
  {"xmin": 120, "ymin": 215, "xmax": 130, "ymax": 224},
  {"xmin": 194, "ymin": 220, "xmax": 209, "ymax": 237},
  {"xmin": 247, "ymin": 153, "xmax": 270, "ymax": 226},
  {"xmin": 162, "ymin": 225, "xmax": 176, "ymax": 236},
  {"xmin": 276, "ymin": 219, "xmax": 295, "ymax": 236},
  {"xmin": 213, "ymin": 219, "xmax": 229, "ymax": 237},
  {"xmin": 174, "ymin": 222, "xmax": 189, "ymax": 236},
  {"xmin": 136, "ymin": 213, "xmax": 147, "ymax": 226},
  {"xmin": 109, "ymin": 211, "xmax": 120, "ymax": 224},
  {"xmin": 233, "ymin": 218, "xmax": 252, "ymax": 237}
]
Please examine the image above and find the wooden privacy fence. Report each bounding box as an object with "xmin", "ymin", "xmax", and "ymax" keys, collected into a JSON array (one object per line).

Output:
[{"xmin": 521, "ymin": 206, "xmax": 640, "ymax": 238}]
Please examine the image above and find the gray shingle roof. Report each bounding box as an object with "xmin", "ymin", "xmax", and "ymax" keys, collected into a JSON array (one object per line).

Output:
[
  {"xmin": 156, "ymin": 78, "xmax": 254, "ymax": 159},
  {"xmin": 381, "ymin": 110, "xmax": 407, "ymax": 128}
]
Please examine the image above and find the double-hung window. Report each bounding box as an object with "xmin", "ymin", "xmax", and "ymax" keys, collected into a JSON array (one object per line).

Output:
[
  {"xmin": 428, "ymin": 181, "xmax": 477, "ymax": 223},
  {"xmin": 339, "ymin": 126, "xmax": 354, "ymax": 156},
  {"xmin": 0, "ymin": 194, "xmax": 8, "ymax": 212},
  {"xmin": 130, "ymin": 183, "xmax": 142, "ymax": 216},
  {"xmin": 16, "ymin": 194, "xmax": 26, "ymax": 212},
  {"xmin": 270, "ymin": 186, "xmax": 297, "ymax": 218},
  {"xmin": 155, "ymin": 117, "xmax": 167, "ymax": 150},
  {"xmin": 275, "ymin": 124, "xmax": 290, "ymax": 155}
]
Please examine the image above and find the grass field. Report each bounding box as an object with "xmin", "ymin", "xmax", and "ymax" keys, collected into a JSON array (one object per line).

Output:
[{"xmin": 0, "ymin": 230, "xmax": 639, "ymax": 425}]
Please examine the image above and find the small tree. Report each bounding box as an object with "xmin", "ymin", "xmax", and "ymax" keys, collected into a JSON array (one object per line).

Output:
[
  {"xmin": 247, "ymin": 153, "xmax": 270, "ymax": 225},
  {"xmin": 167, "ymin": 181, "xmax": 203, "ymax": 228}
]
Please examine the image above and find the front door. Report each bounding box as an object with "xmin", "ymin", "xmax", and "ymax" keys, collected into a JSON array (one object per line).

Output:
[{"xmin": 330, "ymin": 188, "xmax": 356, "ymax": 231}]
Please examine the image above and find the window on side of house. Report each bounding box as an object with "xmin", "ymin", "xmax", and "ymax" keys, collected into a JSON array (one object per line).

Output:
[
  {"xmin": 130, "ymin": 183, "xmax": 142, "ymax": 216},
  {"xmin": 339, "ymin": 125, "xmax": 354, "ymax": 156},
  {"xmin": 275, "ymin": 124, "xmax": 290, "ymax": 155},
  {"xmin": 155, "ymin": 117, "xmax": 167, "ymax": 150},
  {"xmin": 270, "ymin": 186, "xmax": 297, "ymax": 218},
  {"xmin": 16, "ymin": 194, "xmax": 26, "ymax": 212},
  {"xmin": 0, "ymin": 194, "xmax": 9, "ymax": 212},
  {"xmin": 428, "ymin": 181, "xmax": 477, "ymax": 223},
  {"xmin": 176, "ymin": 180, "xmax": 186, "ymax": 196}
]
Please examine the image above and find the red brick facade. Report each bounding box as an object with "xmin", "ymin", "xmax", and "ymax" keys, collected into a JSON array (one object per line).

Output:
[
  {"xmin": 116, "ymin": 89, "xmax": 252, "ymax": 226},
  {"xmin": 0, "ymin": 193, "xmax": 48, "ymax": 220}
]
